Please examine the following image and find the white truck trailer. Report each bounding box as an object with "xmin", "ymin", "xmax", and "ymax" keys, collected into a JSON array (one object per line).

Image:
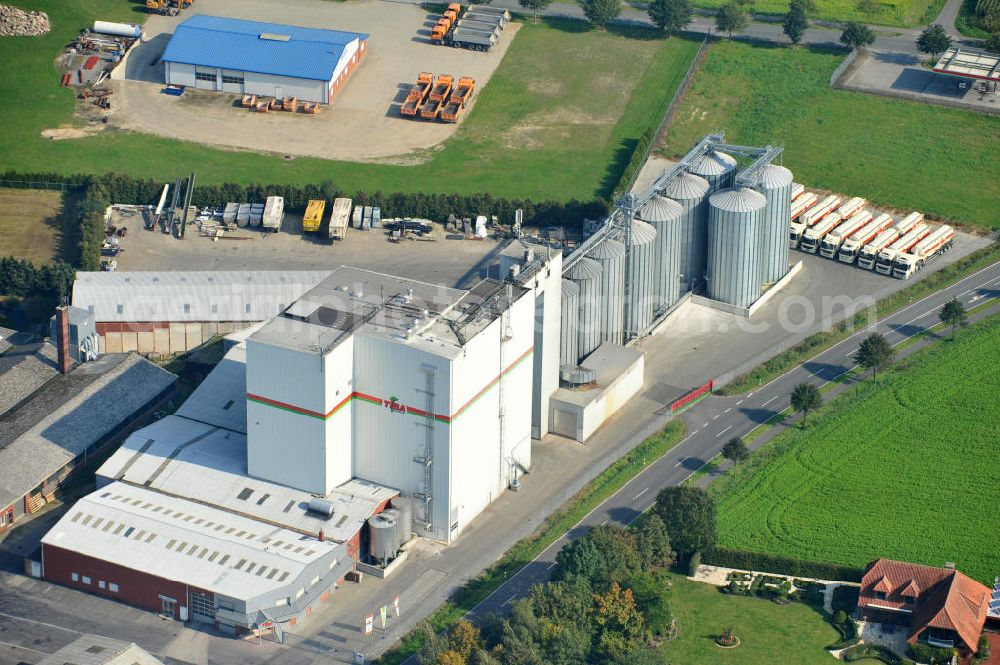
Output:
[
  {"xmin": 799, "ymin": 212, "xmax": 844, "ymax": 254},
  {"xmin": 328, "ymin": 197, "xmax": 352, "ymax": 241},
  {"xmin": 835, "ymin": 196, "xmax": 867, "ymax": 220},
  {"xmin": 790, "ymin": 183, "xmax": 805, "ymax": 201},
  {"xmin": 857, "ymin": 227, "xmax": 901, "ymax": 270},
  {"xmin": 894, "ymin": 211, "xmax": 925, "ymax": 235},
  {"xmin": 892, "ymin": 225, "xmax": 955, "ymax": 279},
  {"xmin": 819, "ymin": 209, "xmax": 872, "ymax": 259},
  {"xmin": 874, "ymin": 223, "xmax": 930, "ymax": 275},
  {"xmin": 262, "ymin": 196, "xmax": 284, "ymax": 233},
  {"xmin": 838, "ymin": 213, "xmax": 893, "ymax": 264},
  {"xmin": 788, "ymin": 192, "xmax": 820, "ymax": 248}
]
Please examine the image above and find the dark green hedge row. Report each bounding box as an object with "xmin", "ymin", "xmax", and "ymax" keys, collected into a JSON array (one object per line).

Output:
[
  {"xmin": 703, "ymin": 547, "xmax": 865, "ymax": 582},
  {"xmin": 0, "ymin": 257, "xmax": 75, "ymax": 300},
  {"xmin": 613, "ymin": 128, "xmax": 654, "ymax": 199}
]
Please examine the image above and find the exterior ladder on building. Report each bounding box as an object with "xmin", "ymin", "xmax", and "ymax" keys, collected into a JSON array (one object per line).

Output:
[{"xmin": 413, "ymin": 366, "xmax": 436, "ymax": 531}]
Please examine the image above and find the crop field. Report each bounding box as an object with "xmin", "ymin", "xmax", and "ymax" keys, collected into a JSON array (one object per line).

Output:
[
  {"xmin": 0, "ymin": 0, "xmax": 699, "ymax": 201},
  {"xmin": 0, "ymin": 189, "xmax": 73, "ymax": 265},
  {"xmin": 659, "ymin": 575, "xmax": 840, "ymax": 665},
  {"xmin": 663, "ymin": 41, "xmax": 1000, "ymax": 230},
  {"xmin": 629, "ymin": 0, "xmax": 942, "ymax": 25},
  {"xmin": 711, "ymin": 314, "xmax": 1000, "ymax": 584}
]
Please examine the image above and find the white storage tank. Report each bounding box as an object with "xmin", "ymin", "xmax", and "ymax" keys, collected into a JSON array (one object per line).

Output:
[
  {"xmin": 393, "ymin": 499, "xmax": 413, "ymax": 545},
  {"xmin": 560, "ymin": 279, "xmax": 581, "ymax": 366},
  {"xmin": 587, "ymin": 237, "xmax": 626, "ymax": 346},
  {"xmin": 369, "ymin": 511, "xmax": 399, "ymax": 564},
  {"xmin": 706, "ymin": 187, "xmax": 768, "ymax": 308},
  {"xmin": 93, "ymin": 21, "xmax": 142, "ymax": 39},
  {"xmin": 626, "ymin": 220, "xmax": 658, "ymax": 336},
  {"xmin": 565, "ymin": 257, "xmax": 603, "ymax": 360},
  {"xmin": 688, "ymin": 150, "xmax": 737, "ymax": 191},
  {"xmin": 637, "ymin": 196, "xmax": 684, "ymax": 312},
  {"xmin": 756, "ymin": 165, "xmax": 794, "ymax": 284},
  {"xmin": 662, "ymin": 172, "xmax": 711, "ymax": 292}
]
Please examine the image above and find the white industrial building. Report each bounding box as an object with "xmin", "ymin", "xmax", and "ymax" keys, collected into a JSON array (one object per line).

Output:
[
  {"xmin": 246, "ymin": 266, "xmax": 537, "ymax": 543},
  {"xmin": 161, "ymin": 15, "xmax": 368, "ymax": 104}
]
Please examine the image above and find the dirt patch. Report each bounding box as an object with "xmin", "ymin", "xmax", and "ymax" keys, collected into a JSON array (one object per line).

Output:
[
  {"xmin": 40, "ymin": 125, "xmax": 104, "ymax": 140},
  {"xmin": 106, "ymin": 0, "xmax": 520, "ymax": 162}
]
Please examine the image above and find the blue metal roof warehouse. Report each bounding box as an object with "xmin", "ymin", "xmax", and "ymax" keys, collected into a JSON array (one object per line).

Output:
[{"xmin": 161, "ymin": 15, "xmax": 369, "ymax": 104}]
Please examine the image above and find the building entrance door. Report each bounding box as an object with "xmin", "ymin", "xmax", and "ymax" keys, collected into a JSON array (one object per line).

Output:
[{"xmin": 161, "ymin": 597, "xmax": 176, "ymax": 616}]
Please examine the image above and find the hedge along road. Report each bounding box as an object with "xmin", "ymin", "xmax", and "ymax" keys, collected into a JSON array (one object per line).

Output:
[{"xmin": 437, "ymin": 258, "xmax": 1000, "ymax": 636}]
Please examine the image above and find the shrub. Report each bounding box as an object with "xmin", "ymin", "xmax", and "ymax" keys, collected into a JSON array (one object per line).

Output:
[
  {"xmin": 907, "ymin": 641, "xmax": 957, "ymax": 664},
  {"xmin": 842, "ymin": 643, "xmax": 914, "ymax": 664},
  {"xmin": 826, "ymin": 617, "xmax": 860, "ymax": 650},
  {"xmin": 701, "ymin": 548, "xmax": 865, "ymax": 582},
  {"xmin": 687, "ymin": 550, "xmax": 701, "ymax": 577},
  {"xmin": 831, "ymin": 585, "xmax": 861, "ymax": 612},
  {"xmin": 612, "ymin": 129, "xmax": 654, "ymax": 199},
  {"xmin": 833, "ymin": 609, "xmax": 848, "ymax": 625}
]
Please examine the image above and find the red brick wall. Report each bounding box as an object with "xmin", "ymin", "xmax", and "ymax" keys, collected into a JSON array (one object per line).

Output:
[
  {"xmin": 43, "ymin": 543, "xmax": 189, "ymax": 619},
  {"xmin": 0, "ymin": 504, "xmax": 14, "ymax": 534}
]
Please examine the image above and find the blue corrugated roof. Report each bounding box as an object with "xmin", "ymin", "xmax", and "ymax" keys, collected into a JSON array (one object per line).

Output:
[{"xmin": 161, "ymin": 15, "xmax": 368, "ymax": 81}]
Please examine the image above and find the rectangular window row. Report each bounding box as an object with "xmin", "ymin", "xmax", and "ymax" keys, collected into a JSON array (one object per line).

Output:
[{"xmin": 70, "ymin": 572, "xmax": 118, "ymax": 593}]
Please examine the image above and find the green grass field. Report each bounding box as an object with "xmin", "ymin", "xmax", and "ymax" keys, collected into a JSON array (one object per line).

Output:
[
  {"xmin": 712, "ymin": 313, "xmax": 1000, "ymax": 584},
  {"xmin": 663, "ymin": 41, "xmax": 1000, "ymax": 229},
  {"xmin": 659, "ymin": 575, "xmax": 841, "ymax": 664},
  {"xmin": 662, "ymin": 0, "xmax": 941, "ymax": 26},
  {"xmin": 0, "ymin": 189, "xmax": 73, "ymax": 265},
  {"xmin": 0, "ymin": 1, "xmax": 699, "ymax": 201}
]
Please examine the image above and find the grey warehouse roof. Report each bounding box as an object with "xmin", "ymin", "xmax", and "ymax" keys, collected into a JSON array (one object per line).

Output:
[
  {"xmin": 0, "ymin": 342, "xmax": 58, "ymax": 417},
  {"xmin": 0, "ymin": 353, "xmax": 176, "ymax": 509},
  {"xmin": 175, "ymin": 343, "xmax": 247, "ymax": 433},
  {"xmin": 72, "ymin": 271, "xmax": 331, "ymax": 323},
  {"xmin": 34, "ymin": 634, "xmax": 164, "ymax": 665}
]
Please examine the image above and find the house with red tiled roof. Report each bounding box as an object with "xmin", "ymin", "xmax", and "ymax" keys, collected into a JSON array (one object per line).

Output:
[{"xmin": 858, "ymin": 559, "xmax": 991, "ymax": 658}]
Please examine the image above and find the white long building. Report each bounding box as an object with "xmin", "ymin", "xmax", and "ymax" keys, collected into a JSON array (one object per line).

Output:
[{"xmin": 246, "ymin": 267, "xmax": 537, "ymax": 543}]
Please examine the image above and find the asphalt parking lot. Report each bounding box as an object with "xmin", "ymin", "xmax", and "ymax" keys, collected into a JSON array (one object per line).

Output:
[{"xmin": 111, "ymin": 0, "xmax": 518, "ymax": 162}]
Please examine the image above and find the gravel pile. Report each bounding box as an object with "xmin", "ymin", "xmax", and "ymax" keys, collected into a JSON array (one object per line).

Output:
[{"xmin": 0, "ymin": 4, "xmax": 50, "ymax": 37}]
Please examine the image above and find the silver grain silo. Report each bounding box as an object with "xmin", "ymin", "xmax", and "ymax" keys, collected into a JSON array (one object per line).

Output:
[
  {"xmin": 755, "ymin": 164, "xmax": 793, "ymax": 284},
  {"xmin": 638, "ymin": 196, "xmax": 684, "ymax": 312},
  {"xmin": 392, "ymin": 499, "xmax": 413, "ymax": 545},
  {"xmin": 626, "ymin": 220, "xmax": 658, "ymax": 335},
  {"xmin": 369, "ymin": 511, "xmax": 399, "ymax": 564},
  {"xmin": 565, "ymin": 257, "xmax": 604, "ymax": 359},
  {"xmin": 688, "ymin": 150, "xmax": 738, "ymax": 191},
  {"xmin": 588, "ymin": 237, "xmax": 626, "ymax": 346},
  {"xmin": 706, "ymin": 187, "xmax": 768, "ymax": 308},
  {"xmin": 662, "ymin": 172, "xmax": 711, "ymax": 292},
  {"xmin": 560, "ymin": 279, "xmax": 581, "ymax": 366}
]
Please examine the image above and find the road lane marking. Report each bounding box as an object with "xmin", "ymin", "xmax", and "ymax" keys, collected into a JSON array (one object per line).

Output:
[
  {"xmin": 716, "ymin": 425, "xmax": 732, "ymax": 438},
  {"xmin": 633, "ymin": 488, "xmax": 649, "ymax": 500},
  {"xmin": 547, "ymin": 562, "xmax": 558, "ymax": 570},
  {"xmin": 712, "ymin": 414, "xmax": 719, "ymax": 420},
  {"xmin": 674, "ymin": 457, "xmax": 687, "ymax": 467},
  {"xmin": 736, "ymin": 400, "xmax": 744, "ymax": 405},
  {"xmin": 724, "ymin": 408, "xmax": 731, "ymax": 413},
  {"xmin": 761, "ymin": 395, "xmax": 778, "ymax": 407}
]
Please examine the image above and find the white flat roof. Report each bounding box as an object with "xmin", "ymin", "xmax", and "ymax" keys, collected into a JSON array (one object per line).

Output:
[
  {"xmin": 175, "ymin": 343, "xmax": 247, "ymax": 433},
  {"xmin": 551, "ymin": 343, "xmax": 644, "ymax": 408},
  {"xmin": 43, "ymin": 482, "xmax": 339, "ymax": 599},
  {"xmin": 933, "ymin": 47, "xmax": 1000, "ymax": 82},
  {"xmin": 97, "ymin": 414, "xmax": 396, "ymax": 540},
  {"xmin": 250, "ymin": 266, "xmax": 526, "ymax": 359}
]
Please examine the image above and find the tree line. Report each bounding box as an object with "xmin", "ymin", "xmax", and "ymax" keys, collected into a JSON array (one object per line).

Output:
[{"xmin": 417, "ymin": 486, "xmax": 718, "ymax": 665}]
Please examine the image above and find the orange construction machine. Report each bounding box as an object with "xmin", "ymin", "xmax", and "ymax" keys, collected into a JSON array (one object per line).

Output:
[{"xmin": 401, "ymin": 72, "xmax": 433, "ymax": 116}]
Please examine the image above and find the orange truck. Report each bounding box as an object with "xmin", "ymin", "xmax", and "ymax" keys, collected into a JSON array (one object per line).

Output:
[
  {"xmin": 432, "ymin": 19, "xmax": 450, "ymax": 41},
  {"xmin": 429, "ymin": 74, "xmax": 453, "ymax": 103},
  {"xmin": 440, "ymin": 77, "xmax": 475, "ymax": 122},
  {"xmin": 401, "ymin": 72, "xmax": 433, "ymax": 116}
]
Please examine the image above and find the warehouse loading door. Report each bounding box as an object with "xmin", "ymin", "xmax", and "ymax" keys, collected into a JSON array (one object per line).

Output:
[
  {"xmin": 194, "ymin": 67, "xmax": 217, "ymax": 91},
  {"xmin": 221, "ymin": 70, "xmax": 244, "ymax": 94}
]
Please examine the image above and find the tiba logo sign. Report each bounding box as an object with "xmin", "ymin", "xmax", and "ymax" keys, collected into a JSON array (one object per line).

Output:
[{"xmin": 383, "ymin": 396, "xmax": 405, "ymax": 414}]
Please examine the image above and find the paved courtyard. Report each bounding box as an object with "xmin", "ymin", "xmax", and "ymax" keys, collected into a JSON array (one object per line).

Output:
[{"xmin": 109, "ymin": 0, "xmax": 518, "ymax": 162}]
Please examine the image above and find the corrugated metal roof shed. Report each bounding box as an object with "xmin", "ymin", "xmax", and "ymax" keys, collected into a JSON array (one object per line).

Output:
[
  {"xmin": 43, "ymin": 481, "xmax": 342, "ymax": 599},
  {"xmin": 161, "ymin": 15, "xmax": 369, "ymax": 81},
  {"xmin": 0, "ymin": 353, "xmax": 176, "ymax": 509},
  {"xmin": 35, "ymin": 634, "xmax": 163, "ymax": 665},
  {"xmin": 72, "ymin": 271, "xmax": 331, "ymax": 323},
  {"xmin": 176, "ymin": 343, "xmax": 247, "ymax": 433}
]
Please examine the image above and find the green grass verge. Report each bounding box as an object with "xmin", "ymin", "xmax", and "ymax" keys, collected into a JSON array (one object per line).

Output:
[
  {"xmin": 659, "ymin": 574, "xmax": 841, "ymax": 664},
  {"xmin": 377, "ymin": 419, "xmax": 687, "ymax": 663},
  {"xmin": 954, "ymin": 0, "xmax": 992, "ymax": 37},
  {"xmin": 711, "ymin": 312, "xmax": 1000, "ymax": 584},
  {"xmin": 632, "ymin": 0, "xmax": 938, "ymax": 26},
  {"xmin": 1, "ymin": 1, "xmax": 699, "ymax": 201},
  {"xmin": 663, "ymin": 41, "xmax": 1000, "ymax": 229},
  {"xmin": 716, "ymin": 241, "xmax": 1000, "ymax": 395}
]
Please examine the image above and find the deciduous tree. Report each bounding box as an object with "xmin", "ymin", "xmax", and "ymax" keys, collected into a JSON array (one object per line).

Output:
[
  {"xmin": 854, "ymin": 332, "xmax": 895, "ymax": 380},
  {"xmin": 840, "ymin": 21, "xmax": 876, "ymax": 48},
  {"xmin": 716, "ymin": 2, "xmax": 750, "ymax": 37},
  {"xmin": 653, "ymin": 486, "xmax": 716, "ymax": 557},
  {"xmin": 582, "ymin": 0, "xmax": 623, "ymax": 28},
  {"xmin": 917, "ymin": 23, "xmax": 953, "ymax": 60},
  {"xmin": 518, "ymin": 0, "xmax": 553, "ymax": 22},
  {"xmin": 939, "ymin": 297, "xmax": 967, "ymax": 337},
  {"xmin": 783, "ymin": 2, "xmax": 808, "ymax": 43},
  {"xmin": 635, "ymin": 514, "xmax": 676, "ymax": 570},
  {"xmin": 648, "ymin": 0, "xmax": 693, "ymax": 35},
  {"xmin": 790, "ymin": 382, "xmax": 822, "ymax": 426},
  {"xmin": 722, "ymin": 437, "xmax": 750, "ymax": 463}
]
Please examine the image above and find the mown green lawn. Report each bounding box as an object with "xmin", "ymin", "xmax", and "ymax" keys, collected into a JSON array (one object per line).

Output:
[
  {"xmin": 633, "ymin": 0, "xmax": 942, "ymax": 25},
  {"xmin": 711, "ymin": 313, "xmax": 1000, "ymax": 584},
  {"xmin": 663, "ymin": 41, "xmax": 1000, "ymax": 229},
  {"xmin": 659, "ymin": 575, "xmax": 841, "ymax": 665},
  {"xmin": 0, "ymin": 0, "xmax": 699, "ymax": 200}
]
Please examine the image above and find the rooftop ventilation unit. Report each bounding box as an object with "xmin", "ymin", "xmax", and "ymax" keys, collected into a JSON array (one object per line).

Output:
[
  {"xmin": 259, "ymin": 33, "xmax": 291, "ymax": 41},
  {"xmin": 307, "ymin": 497, "xmax": 335, "ymax": 519}
]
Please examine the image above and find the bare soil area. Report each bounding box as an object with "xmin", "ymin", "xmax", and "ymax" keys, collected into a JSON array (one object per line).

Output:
[{"xmin": 106, "ymin": 0, "xmax": 518, "ymax": 162}]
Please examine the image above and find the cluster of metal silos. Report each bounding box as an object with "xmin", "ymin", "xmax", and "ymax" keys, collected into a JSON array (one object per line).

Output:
[
  {"xmin": 755, "ymin": 164, "xmax": 793, "ymax": 284},
  {"xmin": 705, "ymin": 187, "xmax": 768, "ymax": 308},
  {"xmin": 625, "ymin": 220, "xmax": 658, "ymax": 335},
  {"xmin": 688, "ymin": 150, "xmax": 738, "ymax": 191},
  {"xmin": 638, "ymin": 196, "xmax": 684, "ymax": 312},
  {"xmin": 559, "ymin": 279, "xmax": 580, "ymax": 367}
]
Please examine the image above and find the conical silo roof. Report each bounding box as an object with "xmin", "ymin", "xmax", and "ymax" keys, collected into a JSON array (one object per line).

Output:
[
  {"xmin": 629, "ymin": 220, "xmax": 657, "ymax": 246},
  {"xmin": 565, "ymin": 256, "xmax": 603, "ymax": 281},
  {"xmin": 561, "ymin": 279, "xmax": 580, "ymax": 297},
  {"xmin": 758, "ymin": 164, "xmax": 793, "ymax": 190},
  {"xmin": 689, "ymin": 150, "xmax": 737, "ymax": 177},
  {"xmin": 588, "ymin": 236, "xmax": 626, "ymax": 260},
  {"xmin": 709, "ymin": 187, "xmax": 768, "ymax": 213},
  {"xmin": 638, "ymin": 196, "xmax": 683, "ymax": 223},
  {"xmin": 662, "ymin": 172, "xmax": 710, "ymax": 200}
]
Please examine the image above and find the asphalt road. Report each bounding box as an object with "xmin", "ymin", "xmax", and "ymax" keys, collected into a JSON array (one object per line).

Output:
[{"xmin": 462, "ymin": 257, "xmax": 1000, "ymax": 622}]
